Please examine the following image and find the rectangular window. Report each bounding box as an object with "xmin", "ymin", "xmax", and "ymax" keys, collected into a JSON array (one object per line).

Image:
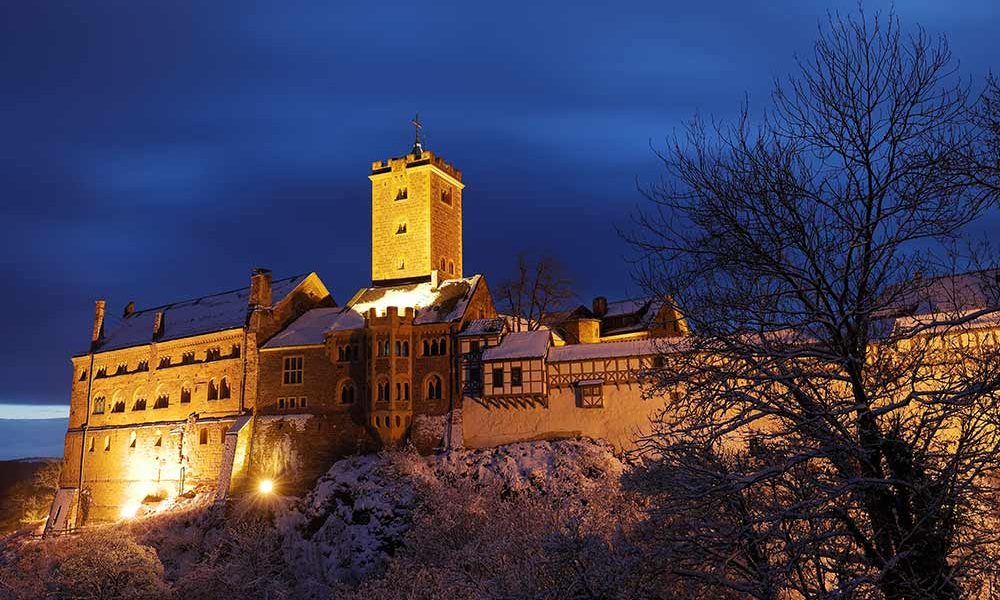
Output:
[
  {"xmin": 278, "ymin": 397, "xmax": 285, "ymax": 409},
  {"xmin": 492, "ymin": 368, "xmax": 504, "ymax": 388},
  {"xmin": 283, "ymin": 355, "xmax": 303, "ymax": 385},
  {"xmin": 511, "ymin": 367, "xmax": 523, "ymax": 387},
  {"xmin": 300, "ymin": 397, "xmax": 307, "ymax": 409},
  {"xmin": 289, "ymin": 397, "xmax": 297, "ymax": 409},
  {"xmin": 576, "ymin": 382, "xmax": 604, "ymax": 408}
]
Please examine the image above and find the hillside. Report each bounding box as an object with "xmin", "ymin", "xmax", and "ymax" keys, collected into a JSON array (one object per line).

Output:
[{"xmin": 0, "ymin": 439, "xmax": 667, "ymax": 599}]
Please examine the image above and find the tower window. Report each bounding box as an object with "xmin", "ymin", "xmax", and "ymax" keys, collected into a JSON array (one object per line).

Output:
[
  {"xmin": 132, "ymin": 397, "xmax": 147, "ymax": 411},
  {"xmin": 399, "ymin": 259, "xmax": 405, "ymax": 270},
  {"xmin": 219, "ymin": 377, "xmax": 231, "ymax": 400},
  {"xmin": 396, "ymin": 187, "xmax": 408, "ymax": 201},
  {"xmin": 93, "ymin": 396, "xmax": 106, "ymax": 414},
  {"xmin": 449, "ymin": 261, "xmax": 455, "ymax": 275},
  {"xmin": 341, "ymin": 381, "xmax": 355, "ymax": 404},
  {"xmin": 208, "ymin": 379, "xmax": 218, "ymax": 401},
  {"xmin": 440, "ymin": 258, "xmax": 446, "ymax": 272},
  {"xmin": 396, "ymin": 223, "xmax": 407, "ymax": 235},
  {"xmin": 441, "ymin": 188, "xmax": 452, "ymax": 205},
  {"xmin": 200, "ymin": 428, "xmax": 208, "ymax": 445},
  {"xmin": 129, "ymin": 431, "xmax": 137, "ymax": 449},
  {"xmin": 180, "ymin": 387, "xmax": 191, "ymax": 403},
  {"xmin": 154, "ymin": 394, "xmax": 169, "ymax": 409}
]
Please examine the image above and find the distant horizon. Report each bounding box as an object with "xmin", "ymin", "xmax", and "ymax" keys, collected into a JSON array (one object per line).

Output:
[{"xmin": 0, "ymin": 404, "xmax": 69, "ymax": 420}]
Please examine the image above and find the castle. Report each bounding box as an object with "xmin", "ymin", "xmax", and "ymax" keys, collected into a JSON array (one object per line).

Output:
[{"xmin": 47, "ymin": 140, "xmax": 689, "ymax": 529}]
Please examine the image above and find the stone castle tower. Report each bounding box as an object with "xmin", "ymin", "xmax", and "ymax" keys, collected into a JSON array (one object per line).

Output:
[{"xmin": 369, "ymin": 137, "xmax": 464, "ymax": 285}]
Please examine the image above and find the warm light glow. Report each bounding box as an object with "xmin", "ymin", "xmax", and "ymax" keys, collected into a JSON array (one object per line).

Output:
[
  {"xmin": 120, "ymin": 501, "xmax": 141, "ymax": 520},
  {"xmin": 258, "ymin": 479, "xmax": 274, "ymax": 494}
]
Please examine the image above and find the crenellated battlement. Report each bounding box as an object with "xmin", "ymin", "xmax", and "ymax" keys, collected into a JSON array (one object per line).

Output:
[{"xmin": 371, "ymin": 150, "xmax": 462, "ymax": 182}]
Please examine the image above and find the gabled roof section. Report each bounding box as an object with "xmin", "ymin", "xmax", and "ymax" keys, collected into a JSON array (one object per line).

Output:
[
  {"xmin": 482, "ymin": 330, "xmax": 552, "ymax": 361},
  {"xmin": 262, "ymin": 307, "xmax": 366, "ymax": 349},
  {"xmin": 347, "ymin": 275, "xmax": 483, "ymax": 325},
  {"xmin": 85, "ymin": 274, "xmax": 312, "ymax": 355},
  {"xmin": 547, "ymin": 338, "xmax": 684, "ymax": 362},
  {"xmin": 458, "ymin": 317, "xmax": 506, "ymax": 337}
]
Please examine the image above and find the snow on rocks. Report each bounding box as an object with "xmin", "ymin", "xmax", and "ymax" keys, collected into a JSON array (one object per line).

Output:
[{"xmin": 277, "ymin": 438, "xmax": 622, "ymax": 588}]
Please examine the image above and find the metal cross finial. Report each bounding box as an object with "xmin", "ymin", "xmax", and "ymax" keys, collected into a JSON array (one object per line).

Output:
[{"xmin": 412, "ymin": 113, "xmax": 423, "ymax": 153}]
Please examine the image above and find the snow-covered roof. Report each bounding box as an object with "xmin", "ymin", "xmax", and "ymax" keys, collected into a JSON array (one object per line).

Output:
[
  {"xmin": 547, "ymin": 338, "xmax": 673, "ymax": 362},
  {"xmin": 86, "ymin": 274, "xmax": 311, "ymax": 355},
  {"xmin": 894, "ymin": 270, "xmax": 1000, "ymax": 316},
  {"xmin": 348, "ymin": 275, "xmax": 482, "ymax": 325},
  {"xmin": 262, "ymin": 307, "xmax": 365, "ymax": 349},
  {"xmin": 458, "ymin": 317, "xmax": 506, "ymax": 337},
  {"xmin": 482, "ymin": 330, "xmax": 551, "ymax": 361}
]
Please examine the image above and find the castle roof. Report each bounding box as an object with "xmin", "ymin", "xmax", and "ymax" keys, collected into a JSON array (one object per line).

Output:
[
  {"xmin": 261, "ymin": 307, "xmax": 365, "ymax": 349},
  {"xmin": 263, "ymin": 275, "xmax": 486, "ymax": 349},
  {"xmin": 347, "ymin": 275, "xmax": 484, "ymax": 325},
  {"xmin": 83, "ymin": 274, "xmax": 311, "ymax": 355},
  {"xmin": 547, "ymin": 338, "xmax": 684, "ymax": 362},
  {"xmin": 457, "ymin": 318, "xmax": 506, "ymax": 337},
  {"xmin": 482, "ymin": 330, "xmax": 551, "ymax": 361},
  {"xmin": 892, "ymin": 269, "xmax": 1000, "ymax": 316}
]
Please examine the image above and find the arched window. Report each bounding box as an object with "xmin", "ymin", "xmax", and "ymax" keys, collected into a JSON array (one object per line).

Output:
[
  {"xmin": 395, "ymin": 340, "xmax": 401, "ymax": 356},
  {"xmin": 430, "ymin": 339, "xmax": 439, "ymax": 356},
  {"xmin": 377, "ymin": 380, "xmax": 389, "ymax": 402},
  {"xmin": 219, "ymin": 377, "xmax": 231, "ymax": 400},
  {"xmin": 340, "ymin": 381, "xmax": 355, "ymax": 404},
  {"xmin": 427, "ymin": 375, "xmax": 443, "ymax": 400},
  {"xmin": 208, "ymin": 379, "xmax": 218, "ymax": 401},
  {"xmin": 439, "ymin": 338, "xmax": 448, "ymax": 355},
  {"xmin": 423, "ymin": 340, "xmax": 430, "ymax": 356},
  {"xmin": 449, "ymin": 261, "xmax": 455, "ymax": 275},
  {"xmin": 401, "ymin": 341, "xmax": 409, "ymax": 356},
  {"xmin": 180, "ymin": 387, "xmax": 191, "ymax": 404},
  {"xmin": 93, "ymin": 396, "xmax": 106, "ymax": 414},
  {"xmin": 440, "ymin": 258, "xmax": 446, "ymax": 272},
  {"xmin": 338, "ymin": 346, "xmax": 344, "ymax": 361},
  {"xmin": 154, "ymin": 394, "xmax": 169, "ymax": 409}
]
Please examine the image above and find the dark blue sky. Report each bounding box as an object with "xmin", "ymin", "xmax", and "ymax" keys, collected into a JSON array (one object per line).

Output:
[{"xmin": 1, "ymin": 1, "xmax": 997, "ymax": 409}]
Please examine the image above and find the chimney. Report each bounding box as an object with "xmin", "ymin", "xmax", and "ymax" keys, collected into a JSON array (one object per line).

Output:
[
  {"xmin": 592, "ymin": 296, "xmax": 608, "ymax": 317},
  {"xmin": 123, "ymin": 301, "xmax": 135, "ymax": 318},
  {"xmin": 91, "ymin": 300, "xmax": 106, "ymax": 346},
  {"xmin": 250, "ymin": 267, "xmax": 273, "ymax": 308},
  {"xmin": 430, "ymin": 269, "xmax": 440, "ymax": 291},
  {"xmin": 153, "ymin": 311, "xmax": 165, "ymax": 340}
]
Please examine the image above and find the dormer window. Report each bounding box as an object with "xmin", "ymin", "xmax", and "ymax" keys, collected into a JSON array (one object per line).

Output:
[
  {"xmin": 396, "ymin": 223, "xmax": 407, "ymax": 235},
  {"xmin": 396, "ymin": 187, "xmax": 408, "ymax": 201}
]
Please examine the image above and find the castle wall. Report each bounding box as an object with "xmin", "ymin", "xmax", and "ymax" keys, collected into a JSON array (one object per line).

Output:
[{"xmin": 461, "ymin": 383, "xmax": 668, "ymax": 452}]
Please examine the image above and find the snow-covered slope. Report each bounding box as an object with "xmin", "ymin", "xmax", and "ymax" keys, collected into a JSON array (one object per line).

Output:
[{"xmin": 278, "ymin": 439, "xmax": 623, "ymax": 586}]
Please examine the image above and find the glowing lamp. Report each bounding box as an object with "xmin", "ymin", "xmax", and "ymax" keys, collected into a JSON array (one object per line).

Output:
[
  {"xmin": 120, "ymin": 501, "xmax": 140, "ymax": 520},
  {"xmin": 258, "ymin": 479, "xmax": 274, "ymax": 494}
]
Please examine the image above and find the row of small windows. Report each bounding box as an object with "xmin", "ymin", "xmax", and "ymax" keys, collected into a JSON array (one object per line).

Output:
[
  {"xmin": 438, "ymin": 258, "xmax": 456, "ymax": 275},
  {"xmin": 423, "ymin": 338, "xmax": 449, "ymax": 356},
  {"xmin": 373, "ymin": 414, "xmax": 411, "ymax": 429},
  {"xmin": 392, "ymin": 186, "xmax": 452, "ymax": 205},
  {"xmin": 90, "ymin": 346, "xmax": 240, "ymax": 380},
  {"xmin": 91, "ymin": 378, "xmax": 231, "ymax": 414},
  {"xmin": 337, "ymin": 345, "xmax": 360, "ymax": 362},
  {"xmin": 277, "ymin": 396, "xmax": 308, "ymax": 410},
  {"xmin": 88, "ymin": 426, "xmax": 227, "ymax": 452},
  {"xmin": 490, "ymin": 367, "xmax": 523, "ymax": 388}
]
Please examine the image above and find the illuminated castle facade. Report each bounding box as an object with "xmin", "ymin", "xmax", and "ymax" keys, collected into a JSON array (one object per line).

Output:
[{"xmin": 49, "ymin": 142, "xmax": 687, "ymax": 529}]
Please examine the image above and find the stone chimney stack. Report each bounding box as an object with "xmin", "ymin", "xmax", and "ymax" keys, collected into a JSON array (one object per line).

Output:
[
  {"xmin": 592, "ymin": 296, "xmax": 608, "ymax": 318},
  {"xmin": 123, "ymin": 301, "xmax": 135, "ymax": 318},
  {"xmin": 153, "ymin": 311, "xmax": 165, "ymax": 340},
  {"xmin": 250, "ymin": 268, "xmax": 273, "ymax": 308},
  {"xmin": 91, "ymin": 300, "xmax": 106, "ymax": 346}
]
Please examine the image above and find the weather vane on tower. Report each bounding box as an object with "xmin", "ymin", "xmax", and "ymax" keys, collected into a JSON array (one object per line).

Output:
[{"xmin": 412, "ymin": 113, "xmax": 423, "ymax": 156}]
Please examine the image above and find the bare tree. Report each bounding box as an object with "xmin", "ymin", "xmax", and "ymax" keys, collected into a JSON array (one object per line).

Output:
[
  {"xmin": 629, "ymin": 9, "xmax": 1000, "ymax": 600},
  {"xmin": 497, "ymin": 253, "xmax": 574, "ymax": 331}
]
